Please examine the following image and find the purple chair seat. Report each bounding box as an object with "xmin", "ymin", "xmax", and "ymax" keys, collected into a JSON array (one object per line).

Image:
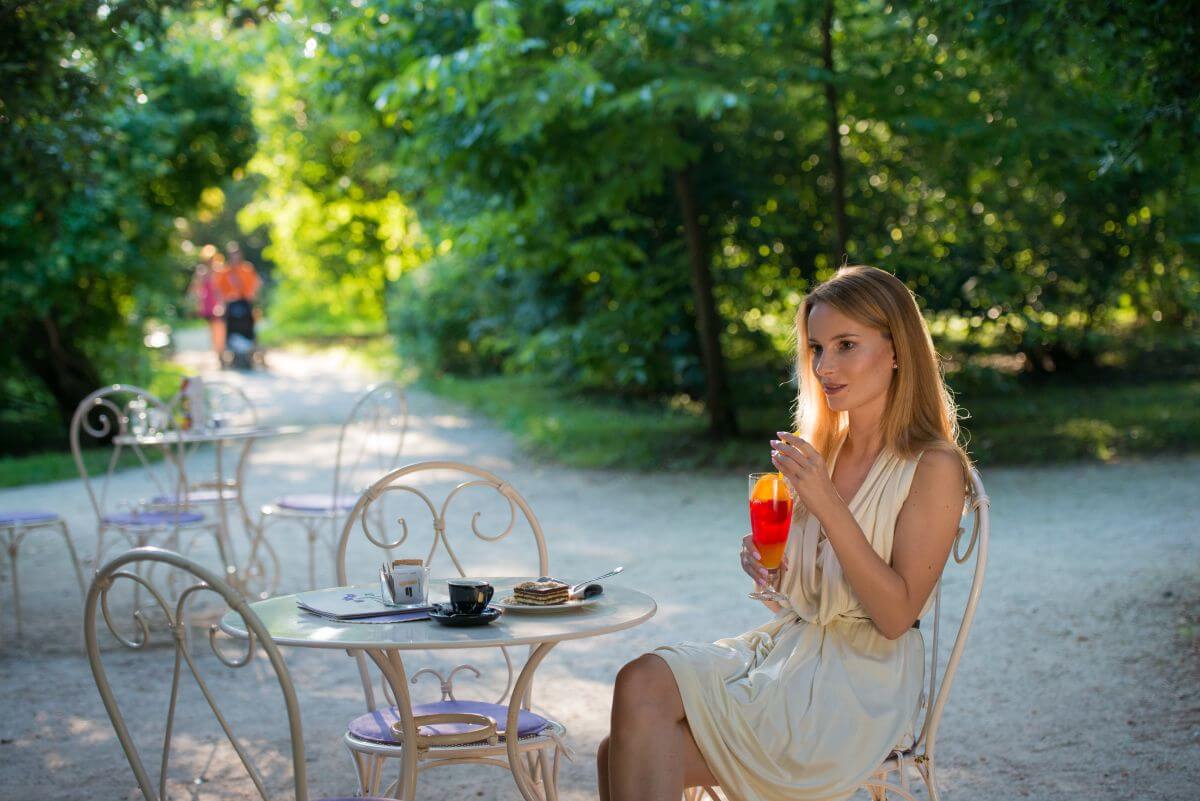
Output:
[
  {"xmin": 103, "ymin": 510, "xmax": 205, "ymax": 527},
  {"xmin": 0, "ymin": 510, "xmax": 60, "ymax": 526},
  {"xmin": 274, "ymin": 493, "xmax": 358, "ymax": 512},
  {"xmin": 347, "ymin": 700, "xmax": 552, "ymax": 746}
]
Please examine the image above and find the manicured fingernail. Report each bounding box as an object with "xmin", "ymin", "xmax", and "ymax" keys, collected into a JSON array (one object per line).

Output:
[{"xmin": 770, "ymin": 439, "xmax": 781, "ymax": 447}]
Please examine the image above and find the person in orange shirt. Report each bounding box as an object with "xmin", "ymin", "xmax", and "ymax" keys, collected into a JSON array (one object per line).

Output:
[
  {"xmin": 212, "ymin": 241, "xmax": 262, "ymax": 368},
  {"xmin": 212, "ymin": 241, "xmax": 261, "ymax": 303}
]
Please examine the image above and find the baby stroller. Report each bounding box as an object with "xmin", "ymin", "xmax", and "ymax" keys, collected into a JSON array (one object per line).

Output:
[{"xmin": 221, "ymin": 299, "xmax": 261, "ymax": 370}]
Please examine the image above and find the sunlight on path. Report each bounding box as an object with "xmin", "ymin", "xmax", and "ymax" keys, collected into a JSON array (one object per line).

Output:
[{"xmin": 0, "ymin": 330, "xmax": 1197, "ymax": 800}]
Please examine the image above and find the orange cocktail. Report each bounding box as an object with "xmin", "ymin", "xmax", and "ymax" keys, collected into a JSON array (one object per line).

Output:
[{"xmin": 748, "ymin": 472, "xmax": 792, "ymax": 599}]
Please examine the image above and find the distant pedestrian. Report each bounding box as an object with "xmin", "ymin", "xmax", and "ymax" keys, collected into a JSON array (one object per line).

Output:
[
  {"xmin": 187, "ymin": 244, "xmax": 224, "ymax": 361},
  {"xmin": 213, "ymin": 241, "xmax": 262, "ymax": 369},
  {"xmin": 212, "ymin": 241, "xmax": 261, "ymax": 309}
]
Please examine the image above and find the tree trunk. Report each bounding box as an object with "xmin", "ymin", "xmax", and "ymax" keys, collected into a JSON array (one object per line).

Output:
[
  {"xmin": 674, "ymin": 165, "xmax": 739, "ymax": 438},
  {"xmin": 821, "ymin": 0, "xmax": 849, "ymax": 266},
  {"xmin": 16, "ymin": 316, "xmax": 104, "ymax": 429}
]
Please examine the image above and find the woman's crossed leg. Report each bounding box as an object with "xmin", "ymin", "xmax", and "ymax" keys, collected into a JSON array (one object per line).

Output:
[{"xmin": 598, "ymin": 653, "xmax": 719, "ymax": 801}]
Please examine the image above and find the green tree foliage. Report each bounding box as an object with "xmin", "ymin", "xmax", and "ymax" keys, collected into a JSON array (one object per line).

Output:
[
  {"xmin": 213, "ymin": 1, "xmax": 1199, "ymax": 429},
  {"xmin": 193, "ymin": 8, "xmax": 430, "ymax": 340},
  {"xmin": 330, "ymin": 1, "xmax": 831, "ymax": 423},
  {"xmin": 0, "ymin": 1, "xmax": 254, "ymax": 429},
  {"xmin": 891, "ymin": 0, "xmax": 1200, "ymax": 372}
]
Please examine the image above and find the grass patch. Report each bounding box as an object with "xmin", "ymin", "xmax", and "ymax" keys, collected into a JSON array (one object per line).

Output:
[
  {"xmin": 425, "ymin": 374, "xmax": 716, "ymax": 469},
  {"xmin": 0, "ymin": 352, "xmax": 187, "ymax": 489},
  {"xmin": 424, "ymin": 373, "xmax": 1200, "ymax": 471},
  {"xmin": 0, "ymin": 448, "xmax": 164, "ymax": 490},
  {"xmin": 958, "ymin": 380, "xmax": 1200, "ymax": 464}
]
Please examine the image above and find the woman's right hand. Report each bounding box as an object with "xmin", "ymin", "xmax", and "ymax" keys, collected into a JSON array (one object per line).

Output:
[
  {"xmin": 740, "ymin": 533, "xmax": 769, "ymax": 586},
  {"xmin": 740, "ymin": 534, "xmax": 789, "ymax": 586}
]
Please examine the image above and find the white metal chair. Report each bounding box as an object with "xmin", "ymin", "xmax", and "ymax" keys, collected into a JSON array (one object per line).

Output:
[
  {"xmin": 858, "ymin": 467, "xmax": 989, "ymax": 801},
  {"xmin": 84, "ymin": 546, "xmax": 394, "ymax": 801},
  {"xmin": 260, "ymin": 382, "xmax": 407, "ymax": 589},
  {"xmin": 0, "ymin": 510, "xmax": 85, "ymax": 637},
  {"xmin": 335, "ymin": 461, "xmax": 567, "ymax": 801},
  {"xmin": 70, "ymin": 384, "xmax": 225, "ymax": 572},
  {"xmin": 150, "ymin": 379, "xmax": 260, "ymax": 508},
  {"xmin": 684, "ymin": 468, "xmax": 990, "ymax": 801}
]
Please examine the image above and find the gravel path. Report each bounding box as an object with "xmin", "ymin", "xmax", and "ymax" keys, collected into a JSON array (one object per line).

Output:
[{"xmin": 0, "ymin": 332, "xmax": 1196, "ymax": 801}]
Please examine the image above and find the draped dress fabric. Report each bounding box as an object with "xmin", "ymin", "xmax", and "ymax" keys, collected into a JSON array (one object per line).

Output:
[{"xmin": 655, "ymin": 445, "xmax": 932, "ymax": 801}]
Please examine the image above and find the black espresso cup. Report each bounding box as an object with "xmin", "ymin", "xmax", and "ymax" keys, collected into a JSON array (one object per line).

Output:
[{"xmin": 447, "ymin": 579, "xmax": 494, "ymax": 616}]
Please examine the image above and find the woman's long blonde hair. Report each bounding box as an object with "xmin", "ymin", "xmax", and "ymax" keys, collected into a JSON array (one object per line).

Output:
[{"xmin": 792, "ymin": 265, "xmax": 971, "ymax": 479}]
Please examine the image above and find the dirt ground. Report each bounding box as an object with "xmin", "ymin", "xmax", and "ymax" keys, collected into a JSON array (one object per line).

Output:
[{"xmin": 1, "ymin": 333, "xmax": 1197, "ymax": 801}]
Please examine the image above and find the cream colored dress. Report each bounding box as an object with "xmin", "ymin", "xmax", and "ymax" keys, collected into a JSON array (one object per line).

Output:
[{"xmin": 655, "ymin": 446, "xmax": 931, "ymax": 801}]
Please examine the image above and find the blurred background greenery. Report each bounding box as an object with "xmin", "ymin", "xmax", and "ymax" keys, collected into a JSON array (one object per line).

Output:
[{"xmin": 2, "ymin": 0, "xmax": 1197, "ymax": 477}]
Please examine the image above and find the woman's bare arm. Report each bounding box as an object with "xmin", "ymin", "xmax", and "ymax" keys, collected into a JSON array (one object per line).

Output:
[
  {"xmin": 771, "ymin": 432, "xmax": 965, "ymax": 639},
  {"xmin": 814, "ymin": 449, "xmax": 964, "ymax": 638}
]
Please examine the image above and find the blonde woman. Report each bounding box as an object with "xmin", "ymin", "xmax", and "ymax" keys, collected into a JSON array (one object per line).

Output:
[{"xmin": 598, "ymin": 266, "xmax": 971, "ymax": 801}]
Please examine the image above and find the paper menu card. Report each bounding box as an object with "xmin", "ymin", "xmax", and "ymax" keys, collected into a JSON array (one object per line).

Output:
[{"xmin": 296, "ymin": 587, "xmax": 431, "ymax": 620}]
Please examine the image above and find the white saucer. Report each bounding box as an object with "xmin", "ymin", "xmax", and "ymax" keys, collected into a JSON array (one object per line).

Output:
[{"xmin": 494, "ymin": 594, "xmax": 601, "ymax": 613}]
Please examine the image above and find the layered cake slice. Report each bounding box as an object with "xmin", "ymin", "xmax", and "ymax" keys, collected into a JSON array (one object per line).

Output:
[{"xmin": 513, "ymin": 579, "xmax": 570, "ymax": 606}]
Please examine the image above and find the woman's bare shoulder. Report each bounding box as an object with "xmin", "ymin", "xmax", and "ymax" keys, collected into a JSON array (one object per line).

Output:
[{"xmin": 910, "ymin": 446, "xmax": 967, "ymax": 509}]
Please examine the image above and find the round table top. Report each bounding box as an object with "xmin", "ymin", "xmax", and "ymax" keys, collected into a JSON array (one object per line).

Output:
[
  {"xmin": 220, "ymin": 578, "xmax": 657, "ymax": 651},
  {"xmin": 114, "ymin": 424, "xmax": 303, "ymax": 446}
]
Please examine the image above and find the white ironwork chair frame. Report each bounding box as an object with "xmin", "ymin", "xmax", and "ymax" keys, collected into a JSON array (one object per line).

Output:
[
  {"xmin": 259, "ymin": 382, "xmax": 407, "ymax": 589},
  {"xmin": 156, "ymin": 380, "xmax": 281, "ymax": 598},
  {"xmin": 335, "ymin": 461, "xmax": 565, "ymax": 801},
  {"xmin": 858, "ymin": 467, "xmax": 989, "ymax": 801},
  {"xmin": 684, "ymin": 468, "xmax": 989, "ymax": 801},
  {"xmin": 70, "ymin": 384, "xmax": 226, "ymax": 572},
  {"xmin": 1, "ymin": 514, "xmax": 85, "ymax": 638},
  {"xmin": 159, "ymin": 379, "xmax": 260, "ymax": 508},
  {"xmin": 84, "ymin": 546, "xmax": 380, "ymax": 801}
]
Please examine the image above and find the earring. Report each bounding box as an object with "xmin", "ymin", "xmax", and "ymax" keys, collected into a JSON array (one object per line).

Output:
[{"xmin": 892, "ymin": 362, "xmax": 898, "ymax": 370}]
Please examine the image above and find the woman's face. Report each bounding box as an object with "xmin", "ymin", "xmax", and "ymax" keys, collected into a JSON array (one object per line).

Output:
[{"xmin": 806, "ymin": 301, "xmax": 895, "ymax": 414}]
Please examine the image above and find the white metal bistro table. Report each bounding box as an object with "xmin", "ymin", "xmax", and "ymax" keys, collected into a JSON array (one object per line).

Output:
[
  {"xmin": 114, "ymin": 425, "xmax": 303, "ymax": 594},
  {"xmin": 220, "ymin": 577, "xmax": 656, "ymax": 801}
]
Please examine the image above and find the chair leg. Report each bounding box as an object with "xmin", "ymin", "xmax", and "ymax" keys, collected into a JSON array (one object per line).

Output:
[
  {"xmin": 346, "ymin": 748, "xmax": 374, "ymax": 796},
  {"xmin": 524, "ymin": 750, "xmax": 542, "ymax": 790},
  {"xmin": 863, "ymin": 777, "xmax": 921, "ymax": 801},
  {"xmin": 7, "ymin": 534, "xmax": 21, "ymax": 637},
  {"xmin": 93, "ymin": 525, "xmax": 108, "ymax": 574},
  {"xmin": 56, "ymin": 521, "xmax": 87, "ymax": 597},
  {"xmin": 305, "ymin": 522, "xmax": 317, "ymax": 590},
  {"xmin": 922, "ymin": 759, "xmax": 940, "ymax": 801},
  {"xmin": 540, "ymin": 745, "xmax": 559, "ymax": 801},
  {"xmin": 243, "ymin": 519, "xmax": 282, "ymax": 599},
  {"xmin": 376, "ymin": 755, "xmax": 392, "ymax": 798},
  {"xmin": 381, "ymin": 762, "xmax": 404, "ymax": 800}
]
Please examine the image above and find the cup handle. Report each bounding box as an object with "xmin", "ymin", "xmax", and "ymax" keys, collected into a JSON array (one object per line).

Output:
[{"xmin": 481, "ymin": 585, "xmax": 494, "ymax": 606}]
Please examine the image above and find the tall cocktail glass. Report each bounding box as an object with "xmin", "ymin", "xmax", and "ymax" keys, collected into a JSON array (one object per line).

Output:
[{"xmin": 748, "ymin": 472, "xmax": 792, "ymax": 601}]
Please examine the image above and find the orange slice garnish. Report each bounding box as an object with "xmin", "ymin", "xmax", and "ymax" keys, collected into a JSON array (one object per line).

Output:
[{"xmin": 752, "ymin": 473, "xmax": 788, "ymax": 502}]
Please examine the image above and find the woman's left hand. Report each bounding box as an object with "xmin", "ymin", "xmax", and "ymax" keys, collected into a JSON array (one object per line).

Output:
[{"xmin": 770, "ymin": 432, "xmax": 844, "ymax": 522}]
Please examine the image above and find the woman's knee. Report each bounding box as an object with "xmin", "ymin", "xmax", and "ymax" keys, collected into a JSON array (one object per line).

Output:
[
  {"xmin": 613, "ymin": 653, "xmax": 681, "ymax": 721},
  {"xmin": 615, "ymin": 654, "xmax": 669, "ymax": 695}
]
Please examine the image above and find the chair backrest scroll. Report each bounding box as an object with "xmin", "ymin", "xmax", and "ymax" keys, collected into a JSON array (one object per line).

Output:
[{"xmin": 84, "ymin": 547, "xmax": 310, "ymax": 801}]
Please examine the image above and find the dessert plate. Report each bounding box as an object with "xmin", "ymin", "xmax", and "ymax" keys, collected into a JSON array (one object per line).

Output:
[{"xmin": 495, "ymin": 594, "xmax": 601, "ymax": 613}]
